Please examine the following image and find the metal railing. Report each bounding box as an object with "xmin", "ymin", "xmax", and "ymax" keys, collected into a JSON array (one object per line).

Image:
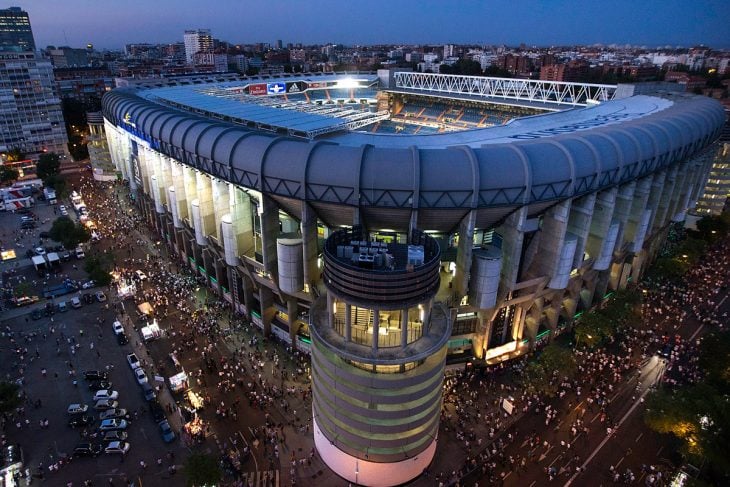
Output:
[{"xmin": 393, "ymin": 72, "xmax": 617, "ymax": 107}]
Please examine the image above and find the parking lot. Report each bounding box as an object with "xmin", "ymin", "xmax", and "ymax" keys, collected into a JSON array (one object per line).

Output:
[{"xmin": 0, "ymin": 187, "xmax": 188, "ymax": 486}]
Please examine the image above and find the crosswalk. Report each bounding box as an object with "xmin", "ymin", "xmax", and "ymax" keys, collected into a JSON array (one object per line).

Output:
[{"xmin": 241, "ymin": 470, "xmax": 280, "ymax": 487}]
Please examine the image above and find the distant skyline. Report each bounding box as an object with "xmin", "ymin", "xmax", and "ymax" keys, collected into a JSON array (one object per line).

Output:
[{"xmin": 12, "ymin": 0, "xmax": 730, "ymax": 50}]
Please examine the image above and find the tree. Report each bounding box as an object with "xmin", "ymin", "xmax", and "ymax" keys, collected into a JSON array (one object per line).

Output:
[
  {"xmin": 645, "ymin": 331, "xmax": 730, "ymax": 482},
  {"xmin": 0, "ymin": 381, "xmax": 21, "ymax": 415},
  {"xmin": 574, "ymin": 311, "xmax": 614, "ymax": 347},
  {"xmin": 84, "ymin": 252, "xmax": 113, "ymax": 287},
  {"xmin": 521, "ymin": 344, "xmax": 577, "ymax": 397},
  {"xmin": 48, "ymin": 217, "xmax": 90, "ymax": 249},
  {"xmin": 36, "ymin": 152, "xmax": 61, "ymax": 182},
  {"xmin": 44, "ymin": 174, "xmax": 67, "ymax": 196},
  {"xmin": 184, "ymin": 453, "xmax": 221, "ymax": 487},
  {"xmin": 0, "ymin": 165, "xmax": 19, "ymax": 183}
]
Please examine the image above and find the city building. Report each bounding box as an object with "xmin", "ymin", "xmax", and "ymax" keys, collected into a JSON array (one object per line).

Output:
[
  {"xmin": 183, "ymin": 29, "xmax": 213, "ymax": 64},
  {"xmin": 102, "ymin": 72, "xmax": 724, "ymax": 486},
  {"xmin": 54, "ymin": 67, "xmax": 114, "ymax": 105},
  {"xmin": 86, "ymin": 111, "xmax": 116, "ymax": 181},
  {"xmin": 0, "ymin": 6, "xmax": 34, "ymax": 52},
  {"xmin": 45, "ymin": 46, "xmax": 88, "ymax": 67},
  {"xmin": 0, "ymin": 52, "xmax": 68, "ymax": 159}
]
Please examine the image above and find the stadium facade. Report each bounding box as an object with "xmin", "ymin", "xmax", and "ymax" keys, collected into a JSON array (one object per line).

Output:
[{"xmin": 102, "ymin": 71, "xmax": 725, "ymax": 486}]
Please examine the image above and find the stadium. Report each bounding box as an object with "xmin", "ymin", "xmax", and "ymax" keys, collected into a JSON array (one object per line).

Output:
[{"xmin": 102, "ymin": 71, "xmax": 725, "ymax": 486}]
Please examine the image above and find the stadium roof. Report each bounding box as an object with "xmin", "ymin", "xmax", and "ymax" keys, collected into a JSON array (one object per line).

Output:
[{"xmin": 103, "ymin": 74, "xmax": 726, "ymax": 231}]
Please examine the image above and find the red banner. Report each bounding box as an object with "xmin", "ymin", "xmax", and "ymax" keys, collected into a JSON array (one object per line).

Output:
[{"xmin": 247, "ymin": 83, "xmax": 267, "ymax": 95}]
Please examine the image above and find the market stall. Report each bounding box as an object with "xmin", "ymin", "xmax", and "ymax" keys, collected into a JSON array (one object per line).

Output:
[
  {"xmin": 169, "ymin": 371, "xmax": 189, "ymax": 393},
  {"xmin": 140, "ymin": 321, "xmax": 162, "ymax": 341}
]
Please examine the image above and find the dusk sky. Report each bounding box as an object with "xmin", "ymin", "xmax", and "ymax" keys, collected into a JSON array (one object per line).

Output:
[{"xmin": 14, "ymin": 0, "xmax": 730, "ymax": 50}]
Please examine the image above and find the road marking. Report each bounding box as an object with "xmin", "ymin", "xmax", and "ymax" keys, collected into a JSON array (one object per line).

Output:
[
  {"xmin": 689, "ymin": 324, "xmax": 704, "ymax": 342},
  {"xmin": 140, "ymin": 426, "xmax": 147, "ymax": 440},
  {"xmin": 538, "ymin": 446, "xmax": 553, "ymax": 462},
  {"xmin": 590, "ymin": 411, "xmax": 601, "ymax": 423},
  {"xmin": 615, "ymin": 456, "xmax": 625, "ymax": 468},
  {"xmin": 503, "ymin": 472, "xmax": 511, "ymax": 479},
  {"xmin": 635, "ymin": 433, "xmax": 643, "ymax": 443},
  {"xmin": 656, "ymin": 446, "xmax": 664, "ymax": 456},
  {"xmin": 565, "ymin": 383, "xmax": 654, "ymax": 486},
  {"xmin": 549, "ymin": 453, "xmax": 563, "ymax": 467}
]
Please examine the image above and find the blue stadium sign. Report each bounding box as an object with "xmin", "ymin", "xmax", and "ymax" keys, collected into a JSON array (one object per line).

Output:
[{"xmin": 267, "ymin": 82, "xmax": 286, "ymax": 95}]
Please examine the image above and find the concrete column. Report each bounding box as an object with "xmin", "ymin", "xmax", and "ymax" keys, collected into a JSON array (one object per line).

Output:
[
  {"xmin": 344, "ymin": 303, "xmax": 352, "ymax": 342},
  {"xmin": 287, "ymin": 298, "xmax": 298, "ymax": 347},
  {"xmin": 182, "ymin": 166, "xmax": 197, "ymax": 225},
  {"xmin": 497, "ymin": 207, "xmax": 528, "ymax": 292},
  {"xmin": 566, "ymin": 194, "xmax": 596, "ymax": 269},
  {"xmin": 242, "ymin": 274, "xmax": 254, "ymax": 317},
  {"xmin": 645, "ymin": 171, "xmax": 666, "ymax": 233},
  {"xmin": 137, "ymin": 147, "xmax": 153, "ymax": 195},
  {"xmin": 408, "ymin": 210, "xmax": 418, "ymax": 235},
  {"xmin": 669, "ymin": 164, "xmax": 691, "ymax": 222},
  {"xmin": 454, "ymin": 210, "xmax": 477, "ymax": 297},
  {"xmin": 475, "ymin": 310, "xmax": 493, "ymax": 358},
  {"xmin": 158, "ymin": 156, "xmax": 172, "ymax": 208},
  {"xmin": 212, "ymin": 179, "xmax": 230, "ymax": 242},
  {"xmin": 372, "ymin": 309, "xmax": 380, "ymax": 353},
  {"xmin": 585, "ymin": 187, "xmax": 617, "ymax": 264},
  {"xmin": 301, "ymin": 203, "xmax": 319, "ymax": 292},
  {"xmin": 260, "ymin": 195, "xmax": 279, "ymax": 277},
  {"xmin": 612, "ymin": 181, "xmax": 636, "ymax": 251},
  {"xmin": 259, "ymin": 286, "xmax": 274, "ymax": 337},
  {"xmin": 230, "ymin": 186, "xmax": 254, "ymax": 259},
  {"xmin": 196, "ymin": 171, "xmax": 215, "ymax": 240},
  {"xmin": 534, "ymin": 200, "xmax": 572, "ymax": 285},
  {"xmin": 625, "ymin": 177, "xmax": 652, "ymax": 252},
  {"xmin": 150, "ymin": 174, "xmax": 163, "ymax": 214},
  {"xmin": 400, "ymin": 307, "xmax": 408, "ymax": 348},
  {"xmin": 654, "ymin": 166, "xmax": 678, "ymax": 230}
]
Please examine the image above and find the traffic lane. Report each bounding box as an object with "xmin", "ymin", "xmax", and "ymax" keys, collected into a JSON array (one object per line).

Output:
[{"xmin": 578, "ymin": 400, "xmax": 666, "ymax": 485}]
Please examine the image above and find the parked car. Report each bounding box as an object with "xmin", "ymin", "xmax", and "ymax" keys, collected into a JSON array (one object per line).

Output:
[
  {"xmin": 158, "ymin": 420, "xmax": 175, "ymax": 443},
  {"xmin": 73, "ymin": 443, "xmax": 102, "ymax": 457},
  {"xmin": 134, "ymin": 270, "xmax": 148, "ymax": 281},
  {"xmin": 112, "ymin": 321, "xmax": 124, "ymax": 335},
  {"xmin": 134, "ymin": 368, "xmax": 148, "ymax": 385},
  {"xmin": 104, "ymin": 441, "xmax": 130, "ymax": 455},
  {"xmin": 81, "ymin": 280, "xmax": 95, "ymax": 289},
  {"xmin": 116, "ymin": 333, "xmax": 129, "ymax": 345},
  {"xmin": 67, "ymin": 404, "xmax": 88, "ymax": 415},
  {"xmin": 70, "ymin": 297, "xmax": 82, "ymax": 309},
  {"xmin": 149, "ymin": 401, "xmax": 166, "ymax": 422},
  {"xmin": 57, "ymin": 301, "xmax": 68, "ymax": 313},
  {"xmin": 99, "ymin": 408, "xmax": 128, "ymax": 421},
  {"xmin": 76, "ymin": 247, "xmax": 85, "ymax": 259},
  {"xmin": 126, "ymin": 353, "xmax": 140, "ymax": 370},
  {"xmin": 83, "ymin": 370, "xmax": 109, "ymax": 382},
  {"xmin": 68, "ymin": 414, "xmax": 93, "ymax": 428},
  {"xmin": 30, "ymin": 308, "xmax": 43, "ymax": 320},
  {"xmin": 95, "ymin": 291, "xmax": 106, "ymax": 302},
  {"xmin": 88, "ymin": 380, "xmax": 112, "ymax": 391},
  {"xmin": 34, "ymin": 247, "xmax": 46, "ymax": 256},
  {"xmin": 141, "ymin": 383, "xmax": 156, "ymax": 402},
  {"xmin": 61, "ymin": 251, "xmax": 71, "ymax": 261},
  {"xmin": 93, "ymin": 390, "xmax": 119, "ymax": 401},
  {"xmin": 93, "ymin": 399, "xmax": 119, "ymax": 411},
  {"xmin": 102, "ymin": 431, "xmax": 128, "ymax": 442},
  {"xmin": 99, "ymin": 419, "xmax": 127, "ymax": 432}
]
